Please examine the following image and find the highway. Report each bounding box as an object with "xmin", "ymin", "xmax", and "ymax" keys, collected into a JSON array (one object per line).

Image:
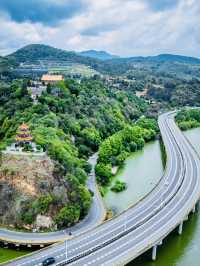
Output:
[{"xmin": 3, "ymin": 111, "xmax": 200, "ymax": 266}]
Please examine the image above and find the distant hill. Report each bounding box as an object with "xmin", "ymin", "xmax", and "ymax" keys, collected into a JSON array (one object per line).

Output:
[
  {"xmin": 5, "ymin": 44, "xmax": 200, "ymax": 66},
  {"xmin": 146, "ymin": 54, "xmax": 200, "ymax": 64},
  {"xmin": 6, "ymin": 44, "xmax": 100, "ymax": 66},
  {"xmin": 78, "ymin": 50, "xmax": 119, "ymax": 60},
  {"xmin": 4, "ymin": 44, "xmax": 200, "ymax": 77},
  {"xmin": 0, "ymin": 56, "xmax": 15, "ymax": 73},
  {"xmin": 111, "ymin": 54, "xmax": 200, "ymax": 64}
]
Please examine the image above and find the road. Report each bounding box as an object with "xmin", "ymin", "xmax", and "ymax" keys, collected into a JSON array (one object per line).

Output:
[
  {"xmin": 4, "ymin": 111, "xmax": 200, "ymax": 266},
  {"xmin": 0, "ymin": 153, "xmax": 106, "ymax": 244}
]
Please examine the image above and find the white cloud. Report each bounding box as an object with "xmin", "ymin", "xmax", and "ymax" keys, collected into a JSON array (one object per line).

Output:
[{"xmin": 0, "ymin": 0, "xmax": 199, "ymax": 57}]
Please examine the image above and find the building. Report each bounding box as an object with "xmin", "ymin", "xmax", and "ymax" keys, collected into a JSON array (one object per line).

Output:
[
  {"xmin": 15, "ymin": 123, "xmax": 33, "ymax": 145},
  {"xmin": 41, "ymin": 74, "xmax": 64, "ymax": 85},
  {"xmin": 28, "ymin": 85, "xmax": 47, "ymax": 101}
]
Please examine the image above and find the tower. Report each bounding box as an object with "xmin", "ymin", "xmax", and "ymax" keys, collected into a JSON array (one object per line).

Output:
[{"xmin": 15, "ymin": 123, "xmax": 33, "ymax": 145}]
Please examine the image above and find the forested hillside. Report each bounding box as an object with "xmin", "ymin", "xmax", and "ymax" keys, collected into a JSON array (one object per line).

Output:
[
  {"xmin": 0, "ymin": 78, "xmax": 150, "ymax": 228},
  {"xmin": 0, "ymin": 56, "xmax": 14, "ymax": 75},
  {"xmin": 6, "ymin": 44, "xmax": 99, "ymax": 67}
]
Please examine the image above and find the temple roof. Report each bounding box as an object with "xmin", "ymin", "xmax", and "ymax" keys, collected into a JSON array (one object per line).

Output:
[
  {"xmin": 19, "ymin": 123, "xmax": 29, "ymax": 130},
  {"xmin": 41, "ymin": 74, "xmax": 64, "ymax": 82},
  {"xmin": 15, "ymin": 123, "xmax": 33, "ymax": 142}
]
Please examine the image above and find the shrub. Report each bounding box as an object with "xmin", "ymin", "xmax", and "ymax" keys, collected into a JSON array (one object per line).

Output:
[{"xmin": 111, "ymin": 180, "xmax": 127, "ymax": 193}]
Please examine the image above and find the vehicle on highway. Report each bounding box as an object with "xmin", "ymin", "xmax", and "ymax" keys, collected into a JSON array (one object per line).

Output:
[{"xmin": 42, "ymin": 257, "xmax": 56, "ymax": 266}]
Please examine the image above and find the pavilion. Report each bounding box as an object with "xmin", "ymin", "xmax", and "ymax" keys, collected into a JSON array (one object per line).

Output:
[{"xmin": 15, "ymin": 123, "xmax": 33, "ymax": 145}]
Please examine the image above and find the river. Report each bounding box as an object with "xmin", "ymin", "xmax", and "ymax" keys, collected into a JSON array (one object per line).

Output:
[
  {"xmin": 104, "ymin": 140, "xmax": 164, "ymax": 215},
  {"xmin": 127, "ymin": 128, "xmax": 200, "ymax": 266}
]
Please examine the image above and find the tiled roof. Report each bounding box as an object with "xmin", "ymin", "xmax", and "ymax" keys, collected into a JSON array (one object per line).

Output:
[{"xmin": 41, "ymin": 74, "xmax": 64, "ymax": 82}]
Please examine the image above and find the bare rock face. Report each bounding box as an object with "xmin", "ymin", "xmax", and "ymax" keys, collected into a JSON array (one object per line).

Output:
[
  {"xmin": 0, "ymin": 154, "xmax": 55, "ymax": 196},
  {"xmin": 0, "ymin": 153, "xmax": 68, "ymax": 230},
  {"xmin": 35, "ymin": 215, "xmax": 55, "ymax": 229}
]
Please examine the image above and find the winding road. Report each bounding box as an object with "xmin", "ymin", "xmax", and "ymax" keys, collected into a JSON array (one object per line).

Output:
[{"xmin": 3, "ymin": 111, "xmax": 200, "ymax": 266}]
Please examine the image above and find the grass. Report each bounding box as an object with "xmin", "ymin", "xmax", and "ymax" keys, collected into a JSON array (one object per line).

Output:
[{"xmin": 0, "ymin": 248, "xmax": 30, "ymax": 264}]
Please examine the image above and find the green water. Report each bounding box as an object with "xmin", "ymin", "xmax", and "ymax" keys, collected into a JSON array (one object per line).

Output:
[
  {"xmin": 128, "ymin": 128, "xmax": 200, "ymax": 266},
  {"xmin": 104, "ymin": 140, "xmax": 164, "ymax": 215}
]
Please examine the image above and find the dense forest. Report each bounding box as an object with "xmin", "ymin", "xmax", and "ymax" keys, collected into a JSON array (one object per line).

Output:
[
  {"xmin": 0, "ymin": 78, "xmax": 151, "ymax": 228},
  {"xmin": 176, "ymin": 109, "xmax": 200, "ymax": 130},
  {"xmin": 95, "ymin": 118, "xmax": 158, "ymax": 188}
]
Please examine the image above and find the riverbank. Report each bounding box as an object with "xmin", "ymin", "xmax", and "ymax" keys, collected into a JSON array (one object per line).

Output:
[
  {"xmin": 175, "ymin": 108, "xmax": 200, "ymax": 131},
  {"xmin": 104, "ymin": 139, "xmax": 164, "ymax": 215}
]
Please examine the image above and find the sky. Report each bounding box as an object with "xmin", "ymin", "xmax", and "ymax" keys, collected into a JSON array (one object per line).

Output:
[{"xmin": 0, "ymin": 0, "xmax": 199, "ymax": 57}]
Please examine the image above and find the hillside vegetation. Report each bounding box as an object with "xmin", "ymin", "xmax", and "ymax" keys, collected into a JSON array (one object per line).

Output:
[
  {"xmin": 6, "ymin": 44, "xmax": 99, "ymax": 67},
  {"xmin": 96, "ymin": 118, "xmax": 158, "ymax": 187},
  {"xmin": 3, "ymin": 45, "xmax": 200, "ymax": 109},
  {"xmin": 176, "ymin": 109, "xmax": 200, "ymax": 130},
  {"xmin": 0, "ymin": 77, "xmax": 149, "ymax": 229},
  {"xmin": 0, "ymin": 153, "xmax": 72, "ymax": 230}
]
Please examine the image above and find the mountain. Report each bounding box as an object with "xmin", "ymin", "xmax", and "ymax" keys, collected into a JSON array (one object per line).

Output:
[
  {"xmin": 6, "ymin": 44, "xmax": 200, "ymax": 65},
  {"xmin": 0, "ymin": 56, "xmax": 15, "ymax": 73},
  {"xmin": 6, "ymin": 44, "xmax": 100, "ymax": 66},
  {"xmin": 143, "ymin": 54, "xmax": 199, "ymax": 64},
  {"xmin": 110, "ymin": 54, "xmax": 200, "ymax": 64},
  {"xmin": 78, "ymin": 50, "xmax": 119, "ymax": 60},
  {"xmin": 147, "ymin": 54, "xmax": 200, "ymax": 64},
  {"xmin": 4, "ymin": 44, "xmax": 200, "ymax": 78}
]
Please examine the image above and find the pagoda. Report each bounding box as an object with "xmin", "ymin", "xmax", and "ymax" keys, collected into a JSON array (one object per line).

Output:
[{"xmin": 15, "ymin": 123, "xmax": 33, "ymax": 145}]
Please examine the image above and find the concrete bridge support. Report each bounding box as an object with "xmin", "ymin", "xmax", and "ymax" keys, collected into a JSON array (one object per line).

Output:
[
  {"xmin": 152, "ymin": 245, "xmax": 157, "ymax": 261},
  {"xmin": 192, "ymin": 205, "xmax": 196, "ymax": 214},
  {"xmin": 178, "ymin": 221, "xmax": 183, "ymax": 235}
]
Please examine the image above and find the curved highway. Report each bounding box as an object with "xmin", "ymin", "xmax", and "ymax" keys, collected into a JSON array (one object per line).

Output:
[{"xmin": 4, "ymin": 111, "xmax": 200, "ymax": 266}]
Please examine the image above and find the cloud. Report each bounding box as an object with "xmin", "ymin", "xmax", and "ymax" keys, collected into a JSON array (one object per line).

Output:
[
  {"xmin": 0, "ymin": 0, "xmax": 200, "ymax": 58},
  {"xmin": 0, "ymin": 0, "xmax": 84, "ymax": 25}
]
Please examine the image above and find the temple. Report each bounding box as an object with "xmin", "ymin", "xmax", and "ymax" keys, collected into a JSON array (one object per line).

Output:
[
  {"xmin": 15, "ymin": 123, "xmax": 33, "ymax": 145},
  {"xmin": 3, "ymin": 123, "xmax": 45, "ymax": 155},
  {"xmin": 41, "ymin": 74, "xmax": 64, "ymax": 85}
]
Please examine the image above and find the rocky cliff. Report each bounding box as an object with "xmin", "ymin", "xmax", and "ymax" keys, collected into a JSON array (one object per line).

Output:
[{"xmin": 0, "ymin": 153, "xmax": 69, "ymax": 231}]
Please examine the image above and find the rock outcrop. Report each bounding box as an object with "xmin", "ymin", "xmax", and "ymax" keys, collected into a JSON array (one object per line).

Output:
[{"xmin": 0, "ymin": 153, "xmax": 68, "ymax": 231}]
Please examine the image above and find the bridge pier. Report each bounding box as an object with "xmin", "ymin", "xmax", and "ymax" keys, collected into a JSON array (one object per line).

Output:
[
  {"xmin": 152, "ymin": 245, "xmax": 157, "ymax": 261},
  {"xmin": 192, "ymin": 205, "xmax": 196, "ymax": 214},
  {"xmin": 178, "ymin": 222, "xmax": 183, "ymax": 235}
]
